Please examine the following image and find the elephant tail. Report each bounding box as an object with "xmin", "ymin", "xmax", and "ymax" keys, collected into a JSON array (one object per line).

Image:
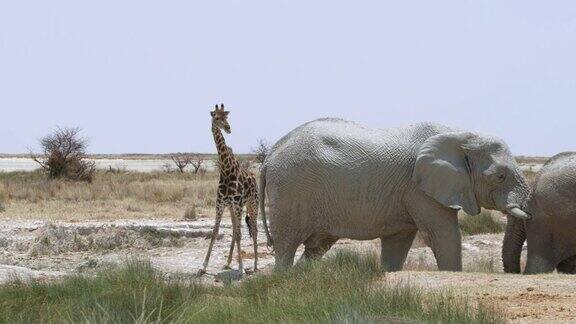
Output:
[{"xmin": 259, "ymin": 166, "xmax": 274, "ymax": 249}]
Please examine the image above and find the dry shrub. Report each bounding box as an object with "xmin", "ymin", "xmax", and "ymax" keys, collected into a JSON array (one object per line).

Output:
[
  {"xmin": 190, "ymin": 155, "xmax": 205, "ymax": 174},
  {"xmin": 251, "ymin": 138, "xmax": 270, "ymax": 164},
  {"xmin": 170, "ymin": 153, "xmax": 192, "ymax": 173},
  {"xmin": 31, "ymin": 127, "xmax": 95, "ymax": 182}
]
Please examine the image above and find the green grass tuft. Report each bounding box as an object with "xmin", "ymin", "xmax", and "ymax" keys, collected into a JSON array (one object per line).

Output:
[
  {"xmin": 459, "ymin": 210, "xmax": 505, "ymax": 236},
  {"xmin": 0, "ymin": 252, "xmax": 504, "ymax": 323}
]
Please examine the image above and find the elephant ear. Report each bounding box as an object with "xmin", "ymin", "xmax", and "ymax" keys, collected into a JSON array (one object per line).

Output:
[{"xmin": 412, "ymin": 132, "xmax": 480, "ymax": 216}]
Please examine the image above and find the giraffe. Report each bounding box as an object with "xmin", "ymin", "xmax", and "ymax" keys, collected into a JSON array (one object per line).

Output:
[{"xmin": 198, "ymin": 104, "xmax": 258, "ymax": 276}]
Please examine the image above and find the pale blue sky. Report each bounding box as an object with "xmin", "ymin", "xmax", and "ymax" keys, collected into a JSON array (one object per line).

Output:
[{"xmin": 1, "ymin": 1, "xmax": 575, "ymax": 155}]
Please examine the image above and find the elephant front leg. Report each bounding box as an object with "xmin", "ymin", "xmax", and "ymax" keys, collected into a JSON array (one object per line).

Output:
[
  {"xmin": 406, "ymin": 191, "xmax": 462, "ymax": 271},
  {"xmin": 380, "ymin": 230, "xmax": 417, "ymax": 271},
  {"xmin": 427, "ymin": 227, "xmax": 462, "ymax": 271}
]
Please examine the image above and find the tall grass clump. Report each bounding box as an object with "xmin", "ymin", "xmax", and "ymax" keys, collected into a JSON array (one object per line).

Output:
[
  {"xmin": 459, "ymin": 210, "xmax": 505, "ymax": 236},
  {"xmin": 0, "ymin": 251, "xmax": 504, "ymax": 323}
]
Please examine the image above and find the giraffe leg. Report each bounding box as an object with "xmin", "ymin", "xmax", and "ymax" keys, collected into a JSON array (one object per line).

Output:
[
  {"xmin": 198, "ymin": 199, "xmax": 225, "ymax": 276},
  {"xmin": 247, "ymin": 197, "xmax": 259, "ymax": 272},
  {"xmin": 224, "ymin": 206, "xmax": 236, "ymax": 270},
  {"xmin": 232, "ymin": 204, "xmax": 244, "ymax": 274},
  {"xmin": 224, "ymin": 239, "xmax": 235, "ymax": 270}
]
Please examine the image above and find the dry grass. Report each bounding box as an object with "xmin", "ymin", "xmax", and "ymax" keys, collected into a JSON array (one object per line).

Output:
[{"xmin": 0, "ymin": 170, "xmax": 218, "ymax": 221}]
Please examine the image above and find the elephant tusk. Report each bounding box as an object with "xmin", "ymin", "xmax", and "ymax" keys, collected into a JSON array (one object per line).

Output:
[{"xmin": 508, "ymin": 207, "xmax": 531, "ymax": 220}]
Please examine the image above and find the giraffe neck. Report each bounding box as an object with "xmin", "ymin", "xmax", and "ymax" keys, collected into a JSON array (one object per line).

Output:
[
  {"xmin": 212, "ymin": 123, "xmax": 227, "ymax": 157},
  {"xmin": 212, "ymin": 123, "xmax": 237, "ymax": 175}
]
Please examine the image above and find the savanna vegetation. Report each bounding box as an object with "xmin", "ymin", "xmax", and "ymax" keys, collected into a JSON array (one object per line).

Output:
[
  {"xmin": 0, "ymin": 169, "xmax": 219, "ymax": 220},
  {"xmin": 0, "ymin": 251, "xmax": 504, "ymax": 324}
]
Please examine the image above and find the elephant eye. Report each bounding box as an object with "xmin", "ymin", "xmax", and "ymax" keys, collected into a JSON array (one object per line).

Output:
[{"xmin": 497, "ymin": 173, "xmax": 506, "ymax": 183}]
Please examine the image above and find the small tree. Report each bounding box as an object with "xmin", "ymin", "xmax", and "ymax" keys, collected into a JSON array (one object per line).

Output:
[
  {"xmin": 31, "ymin": 127, "xmax": 95, "ymax": 182},
  {"xmin": 251, "ymin": 139, "xmax": 270, "ymax": 164},
  {"xmin": 190, "ymin": 154, "xmax": 205, "ymax": 174},
  {"xmin": 170, "ymin": 153, "xmax": 192, "ymax": 173}
]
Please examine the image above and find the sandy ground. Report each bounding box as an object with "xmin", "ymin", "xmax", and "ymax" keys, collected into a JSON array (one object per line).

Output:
[
  {"xmin": 387, "ymin": 271, "xmax": 576, "ymax": 323},
  {"xmin": 0, "ymin": 157, "xmax": 219, "ymax": 172},
  {"xmin": 0, "ymin": 217, "xmax": 572, "ymax": 323}
]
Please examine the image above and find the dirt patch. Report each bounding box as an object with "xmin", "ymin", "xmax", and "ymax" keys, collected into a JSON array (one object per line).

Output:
[
  {"xmin": 386, "ymin": 271, "xmax": 576, "ymax": 322},
  {"xmin": 4, "ymin": 223, "xmax": 216, "ymax": 257},
  {"xmin": 0, "ymin": 219, "xmax": 272, "ymax": 279}
]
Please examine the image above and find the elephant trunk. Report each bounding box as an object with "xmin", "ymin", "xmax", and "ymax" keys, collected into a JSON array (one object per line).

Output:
[{"xmin": 502, "ymin": 215, "xmax": 526, "ymax": 273}]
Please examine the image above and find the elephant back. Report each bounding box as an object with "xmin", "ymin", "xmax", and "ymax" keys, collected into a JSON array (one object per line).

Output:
[
  {"xmin": 531, "ymin": 152, "xmax": 576, "ymax": 224},
  {"xmin": 265, "ymin": 119, "xmax": 454, "ymax": 169},
  {"xmin": 263, "ymin": 118, "xmax": 456, "ymax": 197}
]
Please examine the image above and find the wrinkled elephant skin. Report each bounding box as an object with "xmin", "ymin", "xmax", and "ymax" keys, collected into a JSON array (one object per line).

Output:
[{"xmin": 259, "ymin": 119, "xmax": 531, "ymax": 271}]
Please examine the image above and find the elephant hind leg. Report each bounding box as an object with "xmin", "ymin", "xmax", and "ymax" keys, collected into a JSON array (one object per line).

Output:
[
  {"xmin": 380, "ymin": 229, "xmax": 417, "ymax": 272},
  {"xmin": 556, "ymin": 255, "xmax": 576, "ymax": 274},
  {"xmin": 300, "ymin": 234, "xmax": 338, "ymax": 263},
  {"xmin": 274, "ymin": 239, "xmax": 300, "ymax": 269}
]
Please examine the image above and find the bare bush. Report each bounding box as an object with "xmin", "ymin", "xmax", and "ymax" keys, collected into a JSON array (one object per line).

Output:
[
  {"xmin": 189, "ymin": 154, "xmax": 205, "ymax": 174},
  {"xmin": 170, "ymin": 153, "xmax": 192, "ymax": 173},
  {"xmin": 31, "ymin": 127, "xmax": 95, "ymax": 182},
  {"xmin": 251, "ymin": 139, "xmax": 270, "ymax": 164},
  {"xmin": 240, "ymin": 159, "xmax": 252, "ymax": 170}
]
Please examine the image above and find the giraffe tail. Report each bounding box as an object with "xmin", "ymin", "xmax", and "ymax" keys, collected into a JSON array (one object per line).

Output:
[
  {"xmin": 245, "ymin": 215, "xmax": 254, "ymax": 239},
  {"xmin": 259, "ymin": 166, "xmax": 274, "ymax": 249}
]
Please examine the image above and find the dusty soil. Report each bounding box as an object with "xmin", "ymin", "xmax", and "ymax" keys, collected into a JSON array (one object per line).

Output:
[
  {"xmin": 387, "ymin": 272, "xmax": 576, "ymax": 323},
  {"xmin": 0, "ymin": 218, "xmax": 276, "ymax": 283},
  {"xmin": 0, "ymin": 217, "xmax": 571, "ymax": 323}
]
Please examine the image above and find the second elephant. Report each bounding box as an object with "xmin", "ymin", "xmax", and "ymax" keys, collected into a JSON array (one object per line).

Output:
[{"xmin": 503, "ymin": 152, "xmax": 576, "ymax": 274}]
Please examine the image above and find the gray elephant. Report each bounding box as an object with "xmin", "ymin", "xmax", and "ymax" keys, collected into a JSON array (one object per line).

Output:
[
  {"xmin": 503, "ymin": 152, "xmax": 576, "ymax": 274},
  {"xmin": 259, "ymin": 118, "xmax": 531, "ymax": 271}
]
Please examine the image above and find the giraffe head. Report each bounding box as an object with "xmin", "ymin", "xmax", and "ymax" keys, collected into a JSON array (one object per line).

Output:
[{"xmin": 210, "ymin": 104, "xmax": 231, "ymax": 134}]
